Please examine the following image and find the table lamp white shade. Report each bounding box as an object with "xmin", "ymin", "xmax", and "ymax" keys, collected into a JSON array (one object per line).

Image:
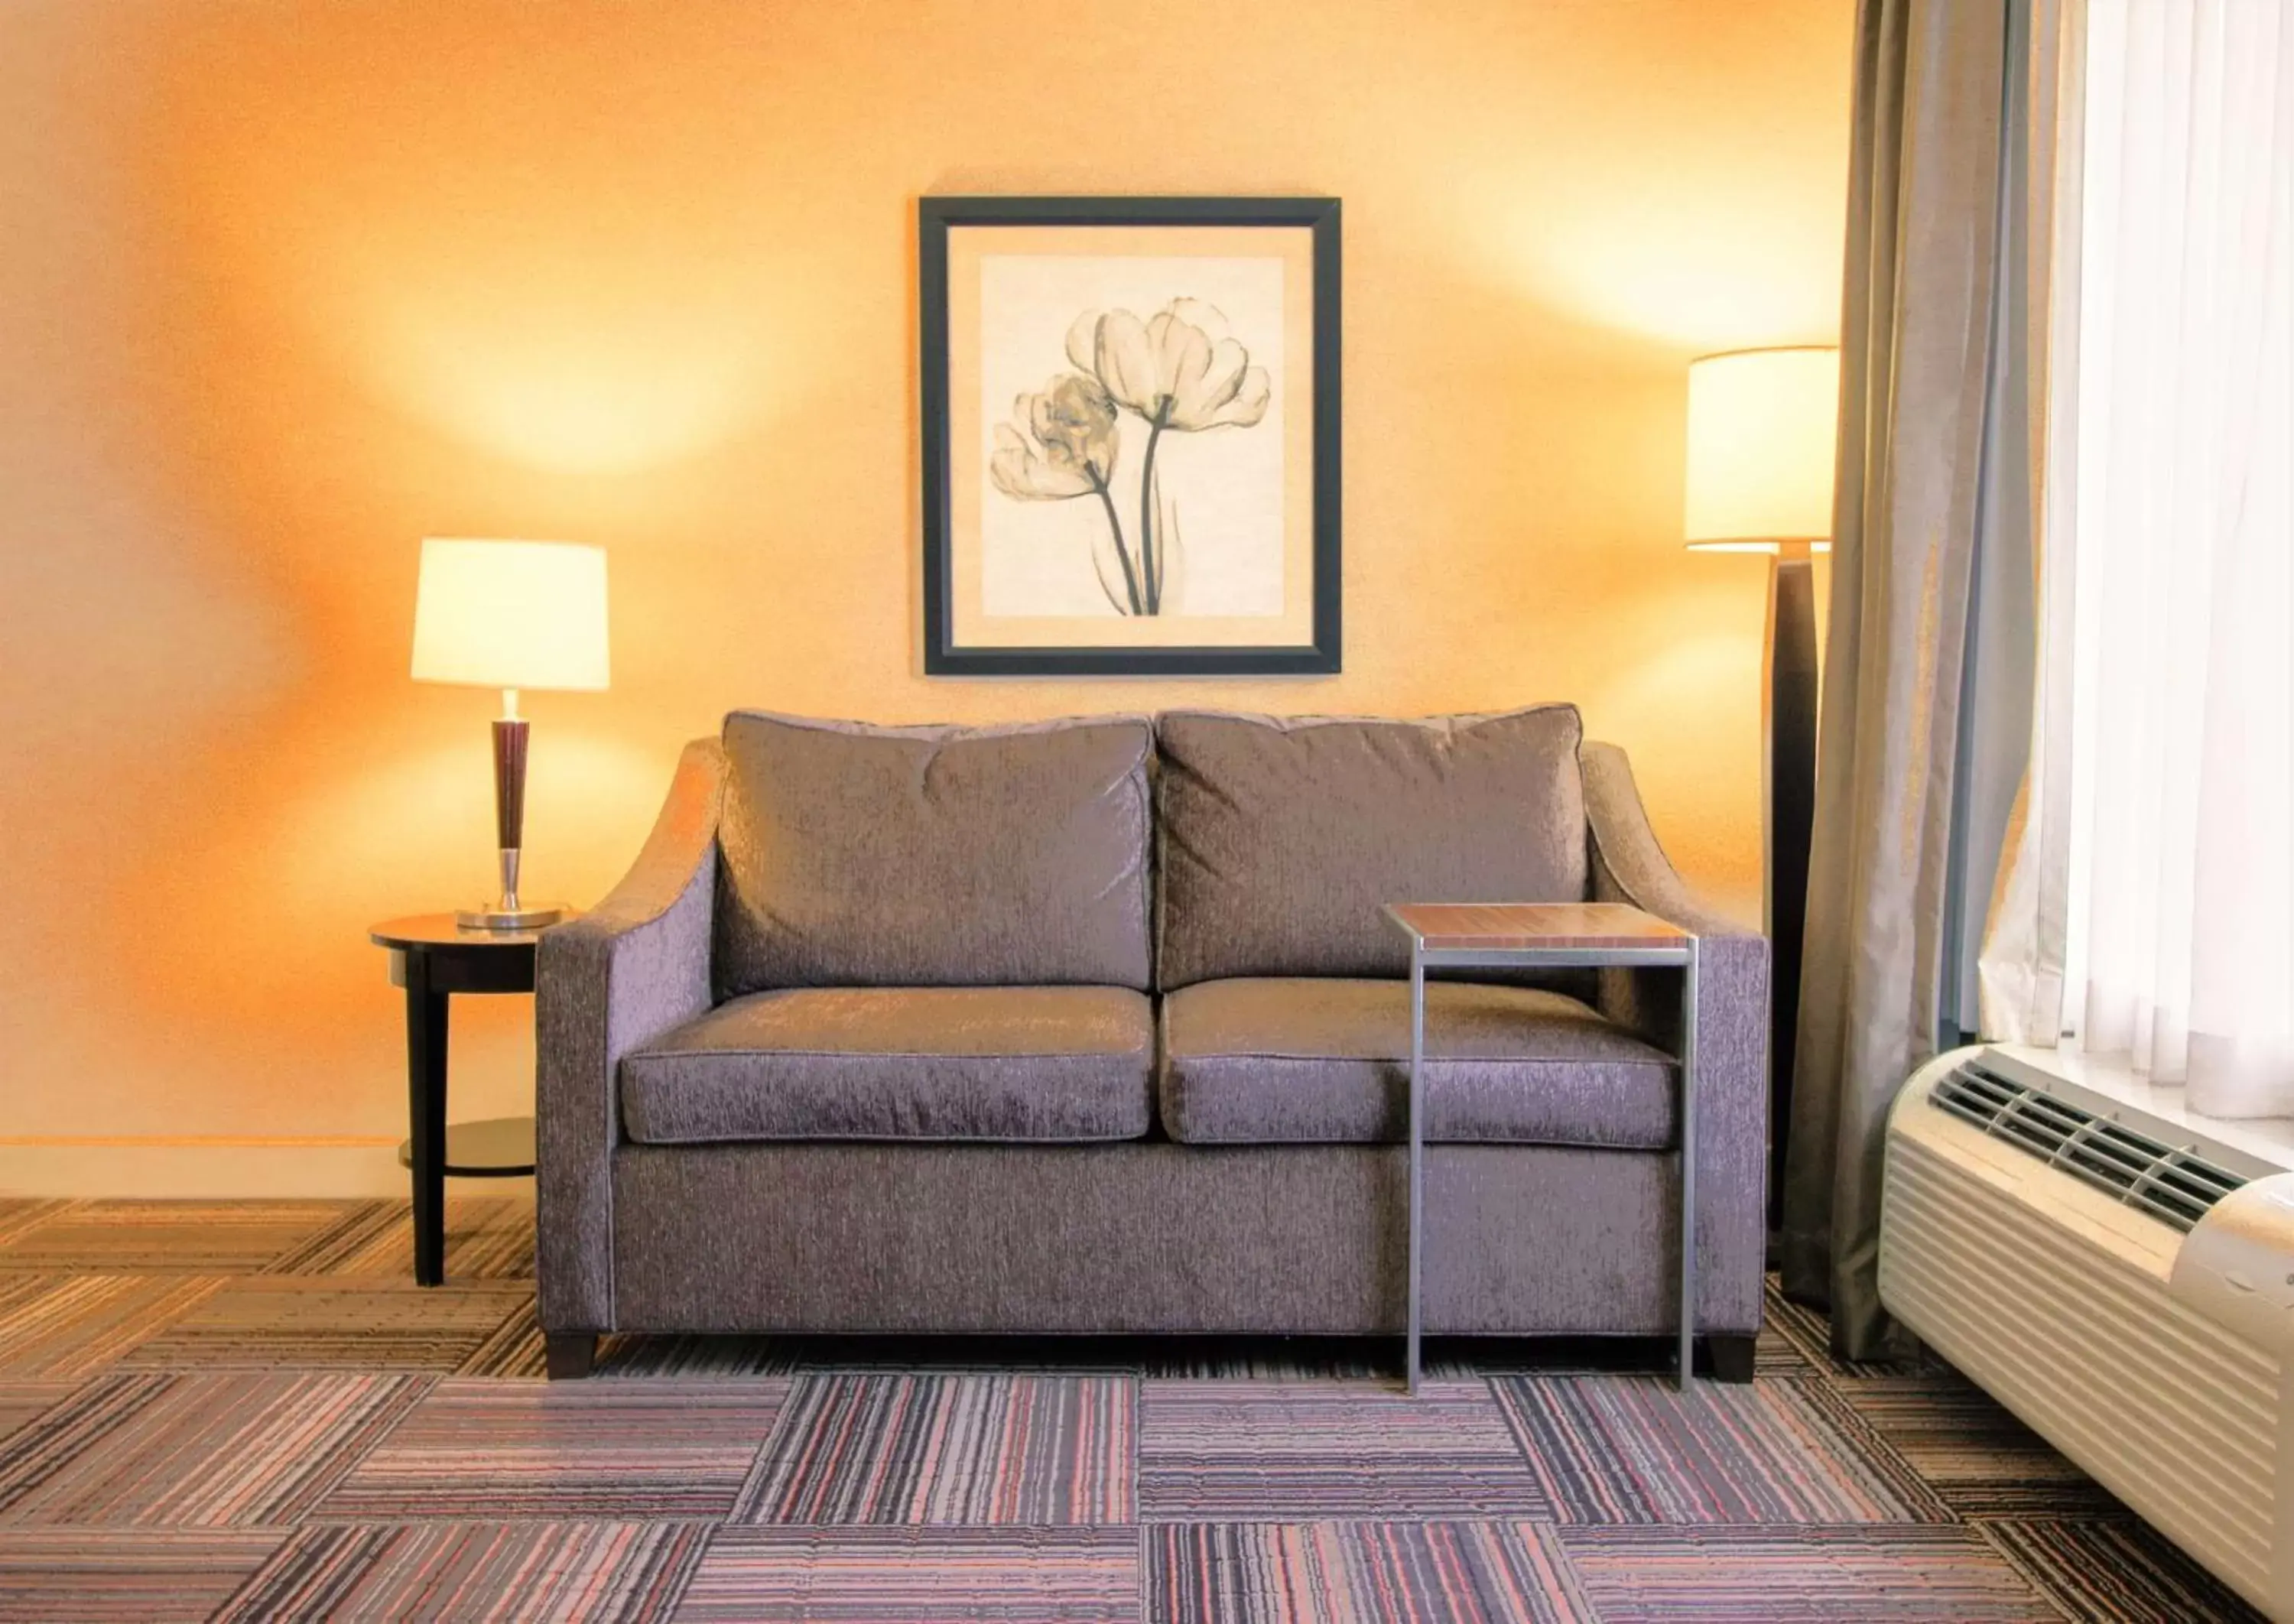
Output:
[
  {"xmin": 411, "ymin": 538, "xmax": 610, "ymax": 694},
  {"xmin": 1683, "ymin": 346, "xmax": 1841, "ymax": 552}
]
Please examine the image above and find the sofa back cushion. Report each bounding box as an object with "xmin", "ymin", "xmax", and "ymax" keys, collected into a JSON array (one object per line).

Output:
[
  {"xmin": 1155, "ymin": 706, "xmax": 1588, "ymax": 989},
  {"xmin": 714, "ymin": 711, "xmax": 1153, "ymax": 995}
]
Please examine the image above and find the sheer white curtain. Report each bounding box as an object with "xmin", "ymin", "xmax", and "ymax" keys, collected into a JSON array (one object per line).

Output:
[
  {"xmin": 1977, "ymin": 0, "xmax": 2082, "ymax": 1051},
  {"xmin": 2055, "ymin": 0, "xmax": 2294, "ymax": 1116}
]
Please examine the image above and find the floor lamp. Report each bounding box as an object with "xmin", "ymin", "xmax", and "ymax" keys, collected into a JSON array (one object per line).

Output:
[{"xmin": 1682, "ymin": 346, "xmax": 1840, "ymax": 1236}]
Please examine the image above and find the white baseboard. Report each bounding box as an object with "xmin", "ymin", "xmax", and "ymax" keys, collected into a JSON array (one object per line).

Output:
[{"xmin": 0, "ymin": 1140, "xmax": 532, "ymax": 1200}]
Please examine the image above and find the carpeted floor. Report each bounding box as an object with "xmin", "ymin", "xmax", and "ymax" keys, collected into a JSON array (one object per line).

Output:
[{"xmin": 0, "ymin": 1196, "xmax": 2262, "ymax": 1622}]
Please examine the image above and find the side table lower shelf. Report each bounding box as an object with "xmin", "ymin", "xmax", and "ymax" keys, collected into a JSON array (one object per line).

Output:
[{"xmin": 395, "ymin": 1116, "xmax": 536, "ymax": 1180}]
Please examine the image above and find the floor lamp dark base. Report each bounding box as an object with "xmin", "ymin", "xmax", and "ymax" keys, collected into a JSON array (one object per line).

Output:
[{"xmin": 1766, "ymin": 547, "xmax": 1820, "ymax": 1237}]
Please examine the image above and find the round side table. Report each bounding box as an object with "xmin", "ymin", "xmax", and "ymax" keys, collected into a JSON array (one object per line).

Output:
[{"xmin": 369, "ymin": 913, "xmax": 563, "ymax": 1286}]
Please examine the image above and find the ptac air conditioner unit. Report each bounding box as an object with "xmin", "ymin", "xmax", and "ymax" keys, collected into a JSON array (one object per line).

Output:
[{"xmin": 1880, "ymin": 1044, "xmax": 2294, "ymax": 1620}]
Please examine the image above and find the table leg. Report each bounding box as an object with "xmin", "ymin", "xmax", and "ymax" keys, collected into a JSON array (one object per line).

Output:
[
  {"xmin": 1407, "ymin": 944, "xmax": 1425, "ymax": 1395},
  {"xmin": 404, "ymin": 953, "xmax": 450, "ymax": 1288},
  {"xmin": 1678, "ymin": 937, "xmax": 1700, "ymax": 1390}
]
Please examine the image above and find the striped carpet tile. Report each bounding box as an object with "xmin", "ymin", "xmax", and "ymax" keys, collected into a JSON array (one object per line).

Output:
[
  {"xmin": 265, "ymin": 1198, "xmax": 535, "ymax": 1281},
  {"xmin": 453, "ymin": 1328, "xmax": 549, "ymax": 1384},
  {"xmin": 0, "ymin": 1382, "xmax": 76, "ymax": 1444},
  {"xmin": 0, "ymin": 1528, "xmax": 288, "ymax": 1623},
  {"xmin": 765, "ymin": 1334, "xmax": 1142, "ymax": 1377},
  {"xmin": 1417, "ymin": 1331, "xmax": 1814, "ymax": 1384},
  {"xmin": 453, "ymin": 1304, "xmax": 548, "ymax": 1379},
  {"xmin": 435, "ymin": 1200, "xmax": 536, "ymax": 1281},
  {"xmin": 211, "ymin": 1520, "xmax": 709, "ymax": 1623},
  {"xmin": 1149, "ymin": 1521, "xmax": 1591, "ymax": 1624},
  {"xmin": 0, "ymin": 1200, "xmax": 76, "ymax": 1252},
  {"xmin": 117, "ymin": 1277, "xmax": 531, "ymax": 1371},
  {"xmin": 1558, "ymin": 1525, "xmax": 2064, "ymax": 1621},
  {"xmin": 0, "ymin": 1201, "xmax": 355, "ymax": 1274},
  {"xmin": 733, "ymin": 1373, "xmax": 1135, "ymax": 1525},
  {"xmin": 1138, "ymin": 1380, "xmax": 1545, "ymax": 1521},
  {"xmin": 314, "ymin": 1378, "xmax": 786, "ymax": 1522},
  {"xmin": 458, "ymin": 1324, "xmax": 804, "ymax": 1380},
  {"xmin": 1979, "ymin": 1515, "xmax": 2266, "ymax": 1623},
  {"xmin": 675, "ymin": 1525, "xmax": 1142, "ymax": 1622},
  {"xmin": 256, "ymin": 1203, "xmax": 405, "ymax": 1276},
  {"xmin": 1776, "ymin": 1374, "xmax": 1960, "ymax": 1518},
  {"xmin": 1753, "ymin": 1323, "xmax": 1818, "ymax": 1379},
  {"xmin": 1420, "ymin": 1343, "xmax": 1673, "ymax": 1382},
  {"xmin": 1823, "ymin": 1376, "xmax": 2122, "ymax": 1515},
  {"xmin": 590, "ymin": 1332, "xmax": 801, "ymax": 1379},
  {"xmin": 0, "ymin": 1275, "xmax": 223, "ymax": 1379},
  {"xmin": 0, "ymin": 1370, "xmax": 425, "ymax": 1525},
  {"xmin": 1762, "ymin": 1278, "xmax": 1943, "ymax": 1379},
  {"xmin": 1491, "ymin": 1375, "xmax": 1945, "ymax": 1525}
]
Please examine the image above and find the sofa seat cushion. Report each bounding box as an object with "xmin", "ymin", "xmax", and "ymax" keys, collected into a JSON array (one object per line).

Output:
[
  {"xmin": 1159, "ymin": 977, "xmax": 1676, "ymax": 1148},
  {"xmin": 622, "ymin": 986, "xmax": 1155, "ymax": 1145}
]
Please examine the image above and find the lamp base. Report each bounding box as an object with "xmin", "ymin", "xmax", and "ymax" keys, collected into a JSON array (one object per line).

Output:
[
  {"xmin": 455, "ymin": 902, "xmax": 567, "ymax": 932},
  {"xmin": 458, "ymin": 841, "xmax": 561, "ymax": 931}
]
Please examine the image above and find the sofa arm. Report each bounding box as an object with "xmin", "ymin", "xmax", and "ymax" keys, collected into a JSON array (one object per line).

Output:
[
  {"xmin": 536, "ymin": 738, "xmax": 723, "ymax": 1331},
  {"xmin": 1581, "ymin": 740, "xmax": 1770, "ymax": 1333}
]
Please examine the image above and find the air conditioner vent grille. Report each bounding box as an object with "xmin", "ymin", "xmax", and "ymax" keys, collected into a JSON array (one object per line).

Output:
[{"xmin": 1928, "ymin": 1059, "xmax": 2250, "ymax": 1231}]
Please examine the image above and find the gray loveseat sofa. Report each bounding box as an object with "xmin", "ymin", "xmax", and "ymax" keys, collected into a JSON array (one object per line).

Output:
[{"xmin": 535, "ymin": 706, "xmax": 1767, "ymax": 1377}]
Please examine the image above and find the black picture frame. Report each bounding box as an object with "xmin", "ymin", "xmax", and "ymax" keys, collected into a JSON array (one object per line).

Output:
[{"xmin": 920, "ymin": 195, "xmax": 1341, "ymax": 677}]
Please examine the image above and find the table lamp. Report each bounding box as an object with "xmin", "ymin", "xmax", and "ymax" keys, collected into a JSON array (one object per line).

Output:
[
  {"xmin": 411, "ymin": 538, "xmax": 610, "ymax": 931},
  {"xmin": 1683, "ymin": 345, "xmax": 1839, "ymax": 1233}
]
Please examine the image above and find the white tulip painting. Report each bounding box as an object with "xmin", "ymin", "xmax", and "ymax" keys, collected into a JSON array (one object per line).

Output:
[
  {"xmin": 1064, "ymin": 301, "xmax": 1274, "ymax": 434},
  {"xmin": 991, "ymin": 298, "xmax": 1272, "ymax": 616},
  {"xmin": 923, "ymin": 198, "xmax": 1340, "ymax": 676}
]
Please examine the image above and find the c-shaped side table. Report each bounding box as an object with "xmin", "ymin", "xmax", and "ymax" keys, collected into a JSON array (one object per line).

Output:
[
  {"xmin": 1383, "ymin": 902, "xmax": 1700, "ymax": 1394},
  {"xmin": 369, "ymin": 914, "xmax": 548, "ymax": 1286}
]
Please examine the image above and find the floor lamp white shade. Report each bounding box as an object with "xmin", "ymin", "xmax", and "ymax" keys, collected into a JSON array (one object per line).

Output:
[{"xmin": 1684, "ymin": 346, "xmax": 1841, "ymax": 552}]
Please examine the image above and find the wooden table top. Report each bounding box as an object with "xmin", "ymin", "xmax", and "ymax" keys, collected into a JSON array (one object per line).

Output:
[
  {"xmin": 368, "ymin": 914, "xmax": 565, "ymax": 952},
  {"xmin": 1383, "ymin": 901, "xmax": 1689, "ymax": 951}
]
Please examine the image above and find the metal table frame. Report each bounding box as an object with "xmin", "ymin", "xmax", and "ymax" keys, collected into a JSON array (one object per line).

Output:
[{"xmin": 1383, "ymin": 908, "xmax": 1701, "ymax": 1393}]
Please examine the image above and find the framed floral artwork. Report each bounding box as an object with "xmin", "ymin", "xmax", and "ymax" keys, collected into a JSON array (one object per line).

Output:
[{"xmin": 921, "ymin": 196, "xmax": 1341, "ymax": 675}]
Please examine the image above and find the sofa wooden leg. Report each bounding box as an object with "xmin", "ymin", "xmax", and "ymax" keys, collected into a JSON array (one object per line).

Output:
[
  {"xmin": 545, "ymin": 1333, "xmax": 597, "ymax": 1380},
  {"xmin": 1705, "ymin": 1334, "xmax": 1757, "ymax": 1384}
]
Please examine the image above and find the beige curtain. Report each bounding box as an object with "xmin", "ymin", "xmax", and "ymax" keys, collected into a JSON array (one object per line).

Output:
[{"xmin": 1782, "ymin": 0, "xmax": 2029, "ymax": 1358}]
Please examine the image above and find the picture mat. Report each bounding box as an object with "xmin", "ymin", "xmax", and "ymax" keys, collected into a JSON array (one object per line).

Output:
[{"xmin": 946, "ymin": 223, "xmax": 1318, "ymax": 650}]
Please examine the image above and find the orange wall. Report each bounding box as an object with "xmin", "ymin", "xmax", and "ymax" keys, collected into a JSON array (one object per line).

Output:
[{"xmin": 0, "ymin": 0, "xmax": 1849, "ymax": 1190}]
